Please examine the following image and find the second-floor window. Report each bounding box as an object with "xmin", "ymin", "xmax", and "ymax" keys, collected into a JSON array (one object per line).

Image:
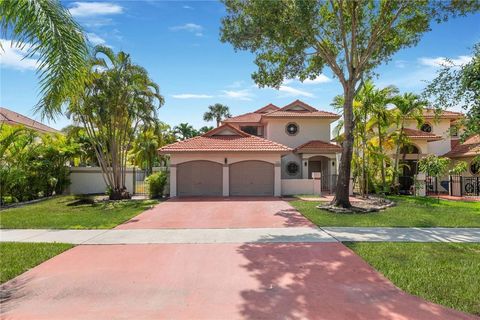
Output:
[
  {"xmin": 240, "ymin": 126, "xmax": 259, "ymax": 136},
  {"xmin": 420, "ymin": 123, "xmax": 432, "ymax": 133},
  {"xmin": 286, "ymin": 122, "xmax": 299, "ymax": 136}
]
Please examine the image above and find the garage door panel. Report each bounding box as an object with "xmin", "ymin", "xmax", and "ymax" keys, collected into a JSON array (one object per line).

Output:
[
  {"xmin": 230, "ymin": 161, "xmax": 274, "ymax": 196},
  {"xmin": 177, "ymin": 161, "xmax": 222, "ymax": 196}
]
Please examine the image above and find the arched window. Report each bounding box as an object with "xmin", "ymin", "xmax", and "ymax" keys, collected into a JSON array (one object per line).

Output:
[
  {"xmin": 400, "ymin": 145, "xmax": 419, "ymax": 154},
  {"xmin": 420, "ymin": 123, "xmax": 432, "ymax": 133}
]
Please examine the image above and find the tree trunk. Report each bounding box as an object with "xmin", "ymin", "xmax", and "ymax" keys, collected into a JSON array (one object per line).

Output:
[
  {"xmin": 333, "ymin": 87, "xmax": 355, "ymax": 208},
  {"xmin": 378, "ymin": 129, "xmax": 386, "ymax": 193}
]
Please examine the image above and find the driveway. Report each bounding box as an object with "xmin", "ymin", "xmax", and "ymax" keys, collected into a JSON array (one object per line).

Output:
[
  {"xmin": 1, "ymin": 198, "xmax": 476, "ymax": 320},
  {"xmin": 116, "ymin": 197, "xmax": 314, "ymax": 229}
]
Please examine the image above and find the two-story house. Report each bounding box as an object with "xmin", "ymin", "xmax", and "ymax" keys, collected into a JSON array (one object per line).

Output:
[{"xmin": 159, "ymin": 100, "xmax": 341, "ymax": 197}]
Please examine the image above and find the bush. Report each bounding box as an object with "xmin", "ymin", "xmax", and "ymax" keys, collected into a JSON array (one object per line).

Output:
[{"xmin": 146, "ymin": 171, "xmax": 167, "ymax": 199}]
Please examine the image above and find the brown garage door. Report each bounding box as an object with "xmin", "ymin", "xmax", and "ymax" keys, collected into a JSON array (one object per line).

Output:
[
  {"xmin": 229, "ymin": 161, "xmax": 274, "ymax": 196},
  {"xmin": 177, "ymin": 161, "xmax": 223, "ymax": 196}
]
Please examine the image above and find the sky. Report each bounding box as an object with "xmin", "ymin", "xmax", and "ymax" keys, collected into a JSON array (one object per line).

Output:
[{"xmin": 1, "ymin": 1, "xmax": 479, "ymax": 131}]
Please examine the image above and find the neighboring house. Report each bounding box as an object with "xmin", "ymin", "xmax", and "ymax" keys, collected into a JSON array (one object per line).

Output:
[
  {"xmin": 0, "ymin": 107, "xmax": 60, "ymax": 134},
  {"xmin": 388, "ymin": 109, "xmax": 479, "ymax": 193},
  {"xmin": 159, "ymin": 100, "xmax": 341, "ymax": 197}
]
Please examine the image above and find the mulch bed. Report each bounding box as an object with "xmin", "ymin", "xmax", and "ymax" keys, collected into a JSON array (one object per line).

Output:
[{"xmin": 317, "ymin": 196, "xmax": 395, "ymax": 213}]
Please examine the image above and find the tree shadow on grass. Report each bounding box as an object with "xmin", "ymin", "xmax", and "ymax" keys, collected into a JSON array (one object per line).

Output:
[{"xmin": 236, "ymin": 237, "xmax": 473, "ymax": 320}]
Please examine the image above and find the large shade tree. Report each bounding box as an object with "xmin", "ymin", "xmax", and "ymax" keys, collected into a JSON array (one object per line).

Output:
[
  {"xmin": 220, "ymin": 0, "xmax": 479, "ymax": 208},
  {"xmin": 0, "ymin": 0, "xmax": 88, "ymax": 119},
  {"xmin": 68, "ymin": 46, "xmax": 164, "ymax": 200}
]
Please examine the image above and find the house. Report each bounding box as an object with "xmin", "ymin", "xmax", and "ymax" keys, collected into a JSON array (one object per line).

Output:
[
  {"xmin": 0, "ymin": 107, "xmax": 60, "ymax": 134},
  {"xmin": 158, "ymin": 100, "xmax": 342, "ymax": 197},
  {"xmin": 388, "ymin": 109, "xmax": 479, "ymax": 193}
]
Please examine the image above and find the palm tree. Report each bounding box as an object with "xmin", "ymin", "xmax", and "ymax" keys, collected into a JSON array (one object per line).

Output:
[
  {"xmin": 199, "ymin": 126, "xmax": 214, "ymax": 134},
  {"xmin": 0, "ymin": 0, "xmax": 88, "ymax": 119},
  {"xmin": 203, "ymin": 103, "xmax": 231, "ymax": 127},
  {"xmin": 390, "ymin": 93, "xmax": 427, "ymax": 192},
  {"xmin": 68, "ymin": 46, "xmax": 164, "ymax": 200},
  {"xmin": 174, "ymin": 123, "xmax": 198, "ymax": 140},
  {"xmin": 365, "ymin": 85, "xmax": 398, "ymax": 193}
]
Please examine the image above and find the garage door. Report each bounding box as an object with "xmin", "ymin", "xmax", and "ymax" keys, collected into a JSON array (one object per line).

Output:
[
  {"xmin": 177, "ymin": 161, "xmax": 223, "ymax": 196},
  {"xmin": 229, "ymin": 161, "xmax": 274, "ymax": 196}
]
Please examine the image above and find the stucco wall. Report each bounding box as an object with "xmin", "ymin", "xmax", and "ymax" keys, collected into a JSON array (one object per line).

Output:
[
  {"xmin": 450, "ymin": 157, "xmax": 479, "ymax": 177},
  {"xmin": 281, "ymin": 153, "xmax": 302, "ymax": 179},
  {"xmin": 404, "ymin": 119, "xmax": 452, "ymax": 156},
  {"xmin": 68, "ymin": 167, "xmax": 134, "ymax": 195},
  {"xmin": 281, "ymin": 179, "xmax": 314, "ymax": 195},
  {"xmin": 264, "ymin": 118, "xmax": 332, "ymax": 148}
]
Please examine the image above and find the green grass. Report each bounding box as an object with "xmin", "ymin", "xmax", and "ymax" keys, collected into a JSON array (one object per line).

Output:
[
  {"xmin": 291, "ymin": 196, "xmax": 480, "ymax": 227},
  {"xmin": 346, "ymin": 242, "xmax": 480, "ymax": 315},
  {"xmin": 0, "ymin": 196, "xmax": 158, "ymax": 229},
  {"xmin": 0, "ymin": 242, "xmax": 74, "ymax": 283}
]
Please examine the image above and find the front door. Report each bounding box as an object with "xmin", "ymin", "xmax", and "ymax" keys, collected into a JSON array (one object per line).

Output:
[
  {"xmin": 308, "ymin": 161, "xmax": 322, "ymax": 179},
  {"xmin": 399, "ymin": 160, "xmax": 418, "ymax": 194}
]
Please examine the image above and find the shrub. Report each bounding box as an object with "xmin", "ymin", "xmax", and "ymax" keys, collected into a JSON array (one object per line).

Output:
[{"xmin": 146, "ymin": 171, "xmax": 167, "ymax": 199}]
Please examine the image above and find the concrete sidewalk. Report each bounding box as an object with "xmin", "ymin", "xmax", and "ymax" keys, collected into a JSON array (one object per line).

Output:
[{"xmin": 1, "ymin": 227, "xmax": 480, "ymax": 244}]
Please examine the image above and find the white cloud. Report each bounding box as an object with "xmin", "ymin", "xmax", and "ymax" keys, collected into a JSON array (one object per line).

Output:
[
  {"xmin": 283, "ymin": 74, "xmax": 331, "ymax": 85},
  {"xmin": 221, "ymin": 89, "xmax": 253, "ymax": 101},
  {"xmin": 86, "ymin": 33, "xmax": 106, "ymax": 45},
  {"xmin": 172, "ymin": 93, "xmax": 213, "ymax": 99},
  {"xmin": 169, "ymin": 23, "xmax": 204, "ymax": 36},
  {"xmin": 69, "ymin": 2, "xmax": 123, "ymax": 17},
  {"xmin": 183, "ymin": 5, "xmax": 193, "ymax": 9},
  {"xmin": 0, "ymin": 39, "xmax": 38, "ymax": 71},
  {"xmin": 419, "ymin": 55, "xmax": 472, "ymax": 67},
  {"xmin": 278, "ymin": 85, "xmax": 314, "ymax": 98}
]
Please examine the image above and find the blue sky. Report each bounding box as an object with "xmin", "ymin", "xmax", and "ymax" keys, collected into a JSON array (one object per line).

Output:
[{"xmin": 1, "ymin": 1, "xmax": 479, "ymax": 130}]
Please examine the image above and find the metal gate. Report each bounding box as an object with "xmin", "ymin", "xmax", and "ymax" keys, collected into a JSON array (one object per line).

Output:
[
  {"xmin": 462, "ymin": 176, "xmax": 480, "ymax": 196},
  {"xmin": 133, "ymin": 168, "xmax": 148, "ymax": 195},
  {"xmin": 426, "ymin": 176, "xmax": 437, "ymax": 195}
]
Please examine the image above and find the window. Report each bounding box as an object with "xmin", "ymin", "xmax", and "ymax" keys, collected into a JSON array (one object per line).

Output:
[
  {"xmin": 240, "ymin": 126, "xmax": 259, "ymax": 136},
  {"xmin": 420, "ymin": 123, "xmax": 432, "ymax": 133},
  {"xmin": 285, "ymin": 122, "xmax": 299, "ymax": 136},
  {"xmin": 471, "ymin": 162, "xmax": 480, "ymax": 175},
  {"xmin": 286, "ymin": 162, "xmax": 299, "ymax": 176}
]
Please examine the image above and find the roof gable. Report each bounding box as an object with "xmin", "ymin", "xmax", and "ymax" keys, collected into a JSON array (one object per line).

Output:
[
  {"xmin": 254, "ymin": 104, "xmax": 279, "ymax": 114},
  {"xmin": 280, "ymin": 100, "xmax": 318, "ymax": 112},
  {"xmin": 203, "ymin": 124, "xmax": 250, "ymax": 137},
  {"xmin": 0, "ymin": 107, "xmax": 60, "ymax": 133}
]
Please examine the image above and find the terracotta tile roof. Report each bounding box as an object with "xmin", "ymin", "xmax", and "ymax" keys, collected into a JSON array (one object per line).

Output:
[
  {"xmin": 0, "ymin": 107, "xmax": 60, "ymax": 133},
  {"xmin": 443, "ymin": 135, "xmax": 480, "ymax": 158},
  {"xmin": 262, "ymin": 110, "xmax": 340, "ymax": 119},
  {"xmin": 421, "ymin": 108, "xmax": 464, "ymax": 119},
  {"xmin": 403, "ymin": 128, "xmax": 443, "ymax": 141},
  {"xmin": 158, "ymin": 124, "xmax": 291, "ymax": 153},
  {"xmin": 223, "ymin": 112, "xmax": 263, "ymax": 123},
  {"xmin": 253, "ymin": 104, "xmax": 279, "ymax": 113},
  {"xmin": 295, "ymin": 140, "xmax": 342, "ymax": 154}
]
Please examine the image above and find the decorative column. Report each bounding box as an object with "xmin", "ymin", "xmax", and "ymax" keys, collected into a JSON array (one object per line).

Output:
[
  {"xmin": 274, "ymin": 161, "xmax": 281, "ymax": 196},
  {"xmin": 415, "ymin": 173, "xmax": 426, "ymax": 196},
  {"xmin": 169, "ymin": 164, "xmax": 177, "ymax": 197},
  {"xmin": 222, "ymin": 164, "xmax": 229, "ymax": 197},
  {"xmin": 312, "ymin": 172, "xmax": 321, "ymax": 195},
  {"xmin": 302, "ymin": 159, "xmax": 309, "ymax": 179}
]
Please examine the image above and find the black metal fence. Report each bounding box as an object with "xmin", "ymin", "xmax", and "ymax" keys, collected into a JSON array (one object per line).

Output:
[
  {"xmin": 321, "ymin": 174, "xmax": 338, "ymax": 192},
  {"xmin": 450, "ymin": 176, "xmax": 480, "ymax": 197},
  {"xmin": 426, "ymin": 176, "xmax": 438, "ymax": 195},
  {"xmin": 133, "ymin": 168, "xmax": 148, "ymax": 195}
]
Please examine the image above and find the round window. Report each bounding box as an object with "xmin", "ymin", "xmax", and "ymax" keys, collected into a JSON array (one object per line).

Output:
[
  {"xmin": 287, "ymin": 162, "xmax": 299, "ymax": 176},
  {"xmin": 471, "ymin": 162, "xmax": 480, "ymax": 175},
  {"xmin": 420, "ymin": 123, "xmax": 432, "ymax": 133},
  {"xmin": 286, "ymin": 123, "xmax": 299, "ymax": 136}
]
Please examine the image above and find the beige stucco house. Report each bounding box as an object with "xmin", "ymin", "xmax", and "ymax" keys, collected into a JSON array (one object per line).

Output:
[
  {"xmin": 159, "ymin": 100, "xmax": 342, "ymax": 197},
  {"xmin": 389, "ymin": 109, "xmax": 479, "ymax": 194}
]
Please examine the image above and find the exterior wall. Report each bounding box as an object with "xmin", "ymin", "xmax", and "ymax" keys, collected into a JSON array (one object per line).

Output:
[
  {"xmin": 264, "ymin": 118, "xmax": 332, "ymax": 148},
  {"xmin": 450, "ymin": 157, "xmax": 478, "ymax": 177},
  {"xmin": 404, "ymin": 119, "xmax": 452, "ymax": 156},
  {"xmin": 169, "ymin": 153, "xmax": 283, "ymax": 196},
  {"xmin": 281, "ymin": 179, "xmax": 314, "ymax": 195},
  {"xmin": 281, "ymin": 153, "xmax": 302, "ymax": 179},
  {"xmin": 68, "ymin": 167, "xmax": 135, "ymax": 195}
]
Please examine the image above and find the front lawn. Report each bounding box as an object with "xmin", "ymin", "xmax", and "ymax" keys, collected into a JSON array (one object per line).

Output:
[
  {"xmin": 0, "ymin": 242, "xmax": 73, "ymax": 283},
  {"xmin": 0, "ymin": 196, "xmax": 158, "ymax": 229},
  {"xmin": 346, "ymin": 242, "xmax": 480, "ymax": 316},
  {"xmin": 291, "ymin": 196, "xmax": 480, "ymax": 227}
]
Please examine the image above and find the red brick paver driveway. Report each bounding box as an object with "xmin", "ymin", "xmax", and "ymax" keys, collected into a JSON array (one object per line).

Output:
[
  {"xmin": 1, "ymin": 198, "xmax": 476, "ymax": 320},
  {"xmin": 116, "ymin": 197, "xmax": 313, "ymax": 229}
]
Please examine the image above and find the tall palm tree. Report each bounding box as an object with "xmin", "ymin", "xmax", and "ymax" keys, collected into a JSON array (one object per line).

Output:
[
  {"xmin": 390, "ymin": 93, "xmax": 427, "ymax": 191},
  {"xmin": 1, "ymin": 0, "xmax": 88, "ymax": 119},
  {"xmin": 203, "ymin": 103, "xmax": 232, "ymax": 127},
  {"xmin": 174, "ymin": 123, "xmax": 198, "ymax": 140}
]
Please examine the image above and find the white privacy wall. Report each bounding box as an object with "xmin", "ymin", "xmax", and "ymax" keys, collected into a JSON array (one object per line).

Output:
[{"xmin": 68, "ymin": 167, "xmax": 135, "ymax": 195}]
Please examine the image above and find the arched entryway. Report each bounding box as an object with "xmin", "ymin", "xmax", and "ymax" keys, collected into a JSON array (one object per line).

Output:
[{"xmin": 399, "ymin": 144, "xmax": 421, "ymax": 194}]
